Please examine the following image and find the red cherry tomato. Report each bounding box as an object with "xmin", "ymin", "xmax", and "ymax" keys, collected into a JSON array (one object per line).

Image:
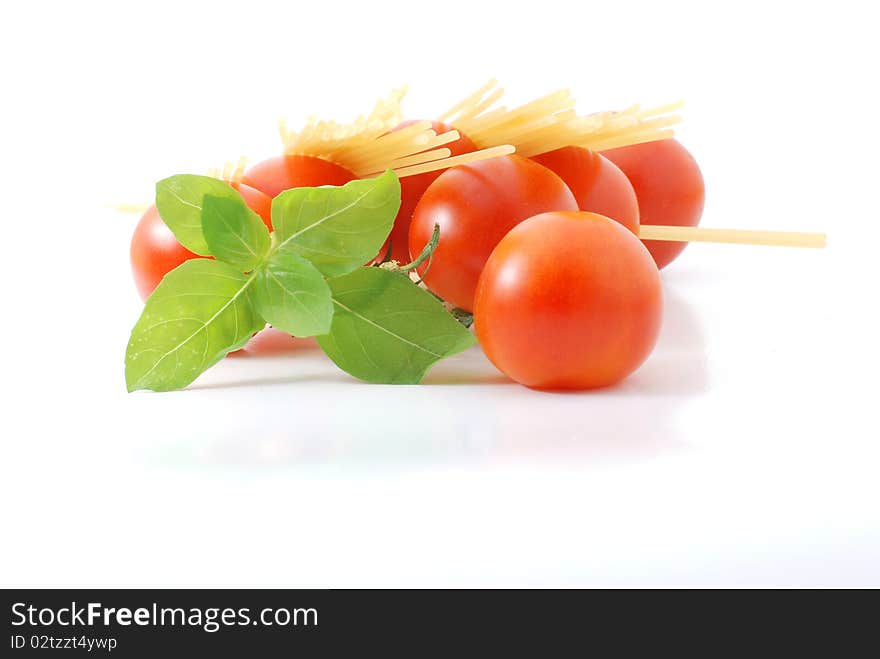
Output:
[
  {"xmin": 130, "ymin": 184, "xmax": 272, "ymax": 301},
  {"xmin": 130, "ymin": 205, "xmax": 202, "ymax": 300},
  {"xmin": 382, "ymin": 120, "xmax": 477, "ymax": 263},
  {"xmin": 475, "ymin": 211, "xmax": 663, "ymax": 389},
  {"xmin": 239, "ymin": 327, "xmax": 320, "ymax": 355},
  {"xmin": 531, "ymin": 146, "xmax": 640, "ymax": 235},
  {"xmin": 241, "ymin": 154, "xmax": 356, "ymax": 198},
  {"xmin": 409, "ymin": 155, "xmax": 578, "ymax": 311},
  {"xmin": 233, "ymin": 181, "xmax": 273, "ymax": 229},
  {"xmin": 602, "ymin": 139, "xmax": 705, "ymax": 269}
]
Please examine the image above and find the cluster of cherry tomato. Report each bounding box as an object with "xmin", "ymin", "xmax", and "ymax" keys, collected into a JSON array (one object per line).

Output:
[
  {"xmin": 406, "ymin": 136, "xmax": 704, "ymax": 389},
  {"xmin": 130, "ymin": 120, "xmax": 705, "ymax": 390}
]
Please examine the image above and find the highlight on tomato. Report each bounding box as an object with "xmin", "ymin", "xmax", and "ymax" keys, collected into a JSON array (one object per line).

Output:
[
  {"xmin": 602, "ymin": 138, "xmax": 705, "ymax": 269},
  {"xmin": 474, "ymin": 211, "xmax": 663, "ymax": 390},
  {"xmin": 409, "ymin": 154, "xmax": 578, "ymax": 311},
  {"xmin": 531, "ymin": 146, "xmax": 640, "ymax": 235}
]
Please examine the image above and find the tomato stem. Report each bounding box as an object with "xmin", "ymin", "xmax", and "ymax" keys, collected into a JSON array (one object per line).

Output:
[
  {"xmin": 399, "ymin": 223, "xmax": 440, "ymax": 274},
  {"xmin": 451, "ymin": 308, "xmax": 474, "ymax": 328}
]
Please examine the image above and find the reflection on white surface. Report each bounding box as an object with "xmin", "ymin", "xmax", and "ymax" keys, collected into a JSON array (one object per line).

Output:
[
  {"xmin": 3, "ymin": 0, "xmax": 879, "ymax": 585},
  {"xmin": 147, "ymin": 288, "xmax": 708, "ymax": 469},
  {"xmin": 2, "ymin": 193, "xmax": 873, "ymax": 588}
]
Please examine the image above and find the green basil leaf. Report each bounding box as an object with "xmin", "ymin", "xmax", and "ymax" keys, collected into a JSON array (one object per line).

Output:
[
  {"xmin": 272, "ymin": 170, "xmax": 401, "ymax": 277},
  {"xmin": 155, "ymin": 175, "xmax": 243, "ymax": 256},
  {"xmin": 317, "ymin": 267, "xmax": 476, "ymax": 384},
  {"xmin": 253, "ymin": 252, "xmax": 333, "ymax": 337},
  {"xmin": 126, "ymin": 259, "xmax": 263, "ymax": 392},
  {"xmin": 201, "ymin": 195, "xmax": 270, "ymax": 270}
]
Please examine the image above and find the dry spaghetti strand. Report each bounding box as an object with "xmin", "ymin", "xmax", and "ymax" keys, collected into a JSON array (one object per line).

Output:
[
  {"xmin": 391, "ymin": 145, "xmax": 516, "ymax": 178},
  {"xmin": 210, "ymin": 156, "xmax": 249, "ymax": 184},
  {"xmin": 513, "ymin": 103, "xmax": 683, "ymax": 158},
  {"xmin": 439, "ymin": 81, "xmax": 682, "ymax": 157},
  {"xmin": 278, "ymin": 87, "xmax": 468, "ymax": 177},
  {"xmin": 382, "ymin": 147, "xmax": 453, "ymax": 171},
  {"xmin": 108, "ymin": 203, "xmax": 150, "ymax": 214},
  {"xmin": 438, "ymin": 78, "xmax": 502, "ymax": 124},
  {"xmin": 639, "ymin": 225, "xmax": 827, "ymax": 248},
  {"xmin": 458, "ymin": 89, "xmax": 577, "ymax": 150}
]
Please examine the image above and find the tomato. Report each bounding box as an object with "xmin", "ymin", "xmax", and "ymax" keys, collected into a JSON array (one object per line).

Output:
[
  {"xmin": 602, "ymin": 139, "xmax": 705, "ymax": 269},
  {"xmin": 233, "ymin": 181, "xmax": 273, "ymax": 228},
  {"xmin": 130, "ymin": 205, "xmax": 202, "ymax": 300},
  {"xmin": 132, "ymin": 157, "xmax": 351, "ymax": 348},
  {"xmin": 382, "ymin": 120, "xmax": 477, "ymax": 263},
  {"xmin": 238, "ymin": 327, "xmax": 319, "ymax": 355},
  {"xmin": 531, "ymin": 146, "xmax": 639, "ymax": 235},
  {"xmin": 130, "ymin": 184, "xmax": 271, "ymax": 301},
  {"xmin": 241, "ymin": 154, "xmax": 356, "ymax": 198},
  {"xmin": 474, "ymin": 211, "xmax": 663, "ymax": 390},
  {"xmin": 409, "ymin": 155, "xmax": 578, "ymax": 311}
]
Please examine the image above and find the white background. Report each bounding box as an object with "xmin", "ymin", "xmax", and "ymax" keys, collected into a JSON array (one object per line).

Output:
[{"xmin": 1, "ymin": 1, "xmax": 878, "ymax": 586}]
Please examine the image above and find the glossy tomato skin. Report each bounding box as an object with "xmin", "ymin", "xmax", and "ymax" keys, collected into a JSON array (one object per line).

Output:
[
  {"xmin": 130, "ymin": 205, "xmax": 202, "ymax": 300},
  {"xmin": 409, "ymin": 155, "xmax": 578, "ymax": 311},
  {"xmin": 474, "ymin": 211, "xmax": 663, "ymax": 390},
  {"xmin": 383, "ymin": 120, "xmax": 477, "ymax": 263},
  {"xmin": 238, "ymin": 327, "xmax": 319, "ymax": 355},
  {"xmin": 232, "ymin": 181, "xmax": 273, "ymax": 229},
  {"xmin": 241, "ymin": 154, "xmax": 356, "ymax": 198},
  {"xmin": 130, "ymin": 182, "xmax": 273, "ymax": 300},
  {"xmin": 602, "ymin": 139, "xmax": 704, "ymax": 269},
  {"xmin": 531, "ymin": 147, "xmax": 640, "ymax": 235},
  {"xmin": 131, "ymin": 156, "xmax": 348, "ymax": 300}
]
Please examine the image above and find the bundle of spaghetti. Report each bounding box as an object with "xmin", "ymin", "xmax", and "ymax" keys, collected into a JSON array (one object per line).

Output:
[
  {"xmin": 440, "ymin": 81, "xmax": 578, "ymax": 151},
  {"xmin": 495, "ymin": 101, "xmax": 683, "ymax": 158},
  {"xmin": 206, "ymin": 156, "xmax": 249, "ymax": 184},
  {"xmin": 436, "ymin": 80, "xmax": 680, "ymax": 158},
  {"xmin": 278, "ymin": 86, "xmax": 485, "ymax": 178},
  {"xmin": 438, "ymin": 78, "xmax": 507, "ymax": 127}
]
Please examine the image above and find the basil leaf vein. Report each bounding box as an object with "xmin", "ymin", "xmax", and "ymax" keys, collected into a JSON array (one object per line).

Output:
[
  {"xmin": 253, "ymin": 252, "xmax": 333, "ymax": 337},
  {"xmin": 155, "ymin": 174, "xmax": 244, "ymax": 256},
  {"xmin": 317, "ymin": 267, "xmax": 476, "ymax": 384},
  {"xmin": 271, "ymin": 170, "xmax": 400, "ymax": 277},
  {"xmin": 201, "ymin": 195, "xmax": 270, "ymax": 270},
  {"xmin": 125, "ymin": 259, "xmax": 263, "ymax": 392}
]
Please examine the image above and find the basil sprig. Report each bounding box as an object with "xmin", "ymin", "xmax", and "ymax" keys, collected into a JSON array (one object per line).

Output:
[{"xmin": 125, "ymin": 170, "xmax": 475, "ymax": 391}]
